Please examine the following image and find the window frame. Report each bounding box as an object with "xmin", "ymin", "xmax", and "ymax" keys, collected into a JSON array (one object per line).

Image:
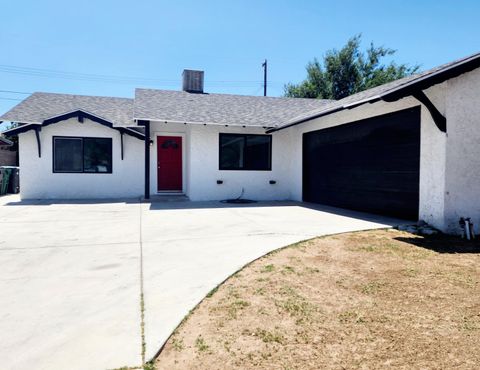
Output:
[
  {"xmin": 52, "ymin": 136, "xmax": 113, "ymax": 174},
  {"xmin": 219, "ymin": 133, "xmax": 272, "ymax": 171}
]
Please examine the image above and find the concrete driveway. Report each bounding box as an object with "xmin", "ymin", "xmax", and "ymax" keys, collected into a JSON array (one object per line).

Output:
[{"xmin": 0, "ymin": 195, "xmax": 405, "ymax": 370}]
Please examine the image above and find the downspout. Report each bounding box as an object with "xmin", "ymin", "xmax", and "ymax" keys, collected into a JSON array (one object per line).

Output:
[
  {"xmin": 120, "ymin": 132, "xmax": 124, "ymax": 160},
  {"xmin": 138, "ymin": 120, "xmax": 150, "ymax": 200},
  {"xmin": 34, "ymin": 126, "xmax": 42, "ymax": 158}
]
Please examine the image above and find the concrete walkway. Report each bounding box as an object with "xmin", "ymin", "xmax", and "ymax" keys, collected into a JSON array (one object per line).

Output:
[{"xmin": 0, "ymin": 195, "xmax": 406, "ymax": 369}]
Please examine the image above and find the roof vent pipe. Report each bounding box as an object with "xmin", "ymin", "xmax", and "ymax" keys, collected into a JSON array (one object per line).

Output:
[{"xmin": 182, "ymin": 69, "xmax": 204, "ymax": 93}]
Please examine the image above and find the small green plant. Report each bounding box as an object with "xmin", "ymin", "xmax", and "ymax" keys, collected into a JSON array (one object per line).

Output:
[
  {"xmin": 335, "ymin": 278, "xmax": 347, "ymax": 288},
  {"xmin": 255, "ymin": 328, "xmax": 285, "ymax": 344},
  {"xmin": 172, "ymin": 337, "xmax": 184, "ymax": 351},
  {"xmin": 461, "ymin": 315, "xmax": 480, "ymax": 331},
  {"xmin": 206, "ymin": 286, "xmax": 218, "ymax": 298},
  {"xmin": 278, "ymin": 298, "xmax": 316, "ymax": 323},
  {"xmin": 258, "ymin": 307, "xmax": 268, "ymax": 315},
  {"xmin": 143, "ymin": 362, "xmax": 155, "ymax": 370},
  {"xmin": 338, "ymin": 310, "xmax": 365, "ymax": 324},
  {"xmin": 227, "ymin": 287, "xmax": 241, "ymax": 299},
  {"xmin": 262, "ymin": 264, "xmax": 275, "ymax": 273},
  {"xmin": 195, "ymin": 335, "xmax": 209, "ymax": 352},
  {"xmin": 261, "ymin": 351, "xmax": 273, "ymax": 359},
  {"xmin": 304, "ymin": 266, "xmax": 320, "ymax": 274},
  {"xmin": 357, "ymin": 245, "xmax": 377, "ymax": 252},
  {"xmin": 279, "ymin": 285, "xmax": 298, "ymax": 297},
  {"xmin": 227, "ymin": 299, "xmax": 250, "ymax": 318},
  {"xmin": 361, "ymin": 281, "xmax": 386, "ymax": 295},
  {"xmin": 223, "ymin": 339, "xmax": 232, "ymax": 352},
  {"xmin": 275, "ymin": 288, "xmax": 317, "ymax": 323},
  {"xmin": 227, "ymin": 299, "xmax": 250, "ymax": 319}
]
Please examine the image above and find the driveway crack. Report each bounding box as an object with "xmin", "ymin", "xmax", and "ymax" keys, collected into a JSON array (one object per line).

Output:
[{"xmin": 138, "ymin": 200, "xmax": 146, "ymax": 366}]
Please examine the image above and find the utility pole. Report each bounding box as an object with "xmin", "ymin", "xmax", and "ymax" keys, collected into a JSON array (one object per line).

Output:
[{"xmin": 262, "ymin": 59, "xmax": 267, "ymax": 96}]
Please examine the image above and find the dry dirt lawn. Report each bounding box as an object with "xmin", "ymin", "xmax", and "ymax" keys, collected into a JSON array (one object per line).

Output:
[{"xmin": 155, "ymin": 229, "xmax": 480, "ymax": 370}]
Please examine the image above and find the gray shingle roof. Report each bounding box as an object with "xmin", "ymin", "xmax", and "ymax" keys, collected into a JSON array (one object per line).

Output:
[
  {"xmin": 134, "ymin": 88, "xmax": 331, "ymax": 128},
  {"xmin": 273, "ymin": 51, "xmax": 480, "ymax": 131},
  {"xmin": 0, "ymin": 92, "xmax": 134, "ymax": 127}
]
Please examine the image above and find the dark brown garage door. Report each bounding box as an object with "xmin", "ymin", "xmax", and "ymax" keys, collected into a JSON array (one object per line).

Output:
[{"xmin": 303, "ymin": 106, "xmax": 421, "ymax": 219}]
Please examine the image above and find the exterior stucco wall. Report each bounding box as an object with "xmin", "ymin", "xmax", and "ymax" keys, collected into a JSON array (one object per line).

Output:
[
  {"xmin": 443, "ymin": 68, "xmax": 480, "ymax": 233},
  {"xmin": 418, "ymin": 83, "xmax": 447, "ymax": 229},
  {"xmin": 149, "ymin": 121, "xmax": 292, "ymax": 201},
  {"xmin": 18, "ymin": 118, "xmax": 144, "ymax": 199}
]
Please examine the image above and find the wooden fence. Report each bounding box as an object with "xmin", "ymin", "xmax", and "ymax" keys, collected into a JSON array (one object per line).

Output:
[{"xmin": 0, "ymin": 149, "xmax": 17, "ymax": 166}]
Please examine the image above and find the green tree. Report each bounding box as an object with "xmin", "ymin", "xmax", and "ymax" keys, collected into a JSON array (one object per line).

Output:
[
  {"xmin": 3, "ymin": 123, "xmax": 19, "ymax": 152},
  {"xmin": 284, "ymin": 35, "xmax": 419, "ymax": 100}
]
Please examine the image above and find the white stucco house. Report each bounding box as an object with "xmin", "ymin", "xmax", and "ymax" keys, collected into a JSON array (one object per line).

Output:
[{"xmin": 1, "ymin": 52, "xmax": 480, "ymax": 234}]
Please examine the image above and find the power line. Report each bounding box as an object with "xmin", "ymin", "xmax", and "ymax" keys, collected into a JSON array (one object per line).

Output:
[
  {"xmin": 0, "ymin": 96, "xmax": 23, "ymax": 101},
  {"xmin": 0, "ymin": 89, "xmax": 31, "ymax": 95},
  {"xmin": 0, "ymin": 64, "xmax": 286, "ymax": 88},
  {"xmin": 249, "ymin": 85, "xmax": 264, "ymax": 96},
  {"xmin": 0, "ymin": 64, "xmax": 178, "ymax": 84}
]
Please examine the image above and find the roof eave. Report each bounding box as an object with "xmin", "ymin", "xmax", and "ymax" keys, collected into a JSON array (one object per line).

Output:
[
  {"xmin": 270, "ymin": 52, "xmax": 480, "ymax": 133},
  {"xmin": 267, "ymin": 97, "xmax": 381, "ymax": 133},
  {"xmin": 135, "ymin": 117, "xmax": 274, "ymax": 130},
  {"xmin": 2, "ymin": 111, "xmax": 144, "ymax": 139},
  {"xmin": 382, "ymin": 52, "xmax": 480, "ymax": 102}
]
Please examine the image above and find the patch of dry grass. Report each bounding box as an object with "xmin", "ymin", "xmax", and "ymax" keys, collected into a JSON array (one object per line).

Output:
[{"xmin": 155, "ymin": 229, "xmax": 480, "ymax": 370}]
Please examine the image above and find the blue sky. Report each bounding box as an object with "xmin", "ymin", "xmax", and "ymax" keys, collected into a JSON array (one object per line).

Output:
[{"xmin": 1, "ymin": 0, "xmax": 479, "ymax": 126}]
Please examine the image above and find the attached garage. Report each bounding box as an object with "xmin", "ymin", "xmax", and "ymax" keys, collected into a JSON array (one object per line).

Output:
[{"xmin": 302, "ymin": 106, "xmax": 421, "ymax": 219}]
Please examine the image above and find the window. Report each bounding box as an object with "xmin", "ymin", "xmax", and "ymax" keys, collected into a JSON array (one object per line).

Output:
[
  {"xmin": 53, "ymin": 136, "xmax": 112, "ymax": 173},
  {"xmin": 219, "ymin": 133, "xmax": 272, "ymax": 170},
  {"xmin": 53, "ymin": 137, "xmax": 83, "ymax": 172}
]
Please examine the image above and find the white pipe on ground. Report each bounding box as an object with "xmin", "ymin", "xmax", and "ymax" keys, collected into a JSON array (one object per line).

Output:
[
  {"xmin": 465, "ymin": 220, "xmax": 471, "ymax": 241},
  {"xmin": 469, "ymin": 220, "xmax": 475, "ymax": 239}
]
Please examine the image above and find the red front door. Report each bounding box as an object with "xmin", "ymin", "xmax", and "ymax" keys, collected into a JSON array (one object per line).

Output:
[{"xmin": 157, "ymin": 136, "xmax": 183, "ymax": 191}]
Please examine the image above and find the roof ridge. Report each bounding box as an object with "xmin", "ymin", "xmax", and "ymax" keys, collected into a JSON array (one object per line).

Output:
[
  {"xmin": 31, "ymin": 91, "xmax": 133, "ymax": 100},
  {"xmin": 134, "ymin": 87, "xmax": 332, "ymax": 102}
]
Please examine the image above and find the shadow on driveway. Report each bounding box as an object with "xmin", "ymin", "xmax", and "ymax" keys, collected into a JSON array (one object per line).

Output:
[{"xmin": 147, "ymin": 200, "xmax": 409, "ymax": 226}]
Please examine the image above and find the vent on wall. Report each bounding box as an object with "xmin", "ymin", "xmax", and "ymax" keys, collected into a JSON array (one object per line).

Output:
[{"xmin": 182, "ymin": 69, "xmax": 204, "ymax": 93}]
